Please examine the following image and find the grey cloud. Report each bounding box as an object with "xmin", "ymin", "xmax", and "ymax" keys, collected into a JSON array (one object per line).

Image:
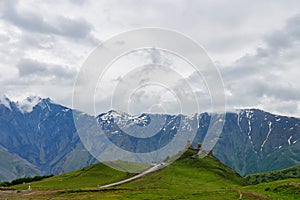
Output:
[
  {"xmin": 69, "ymin": 0, "xmax": 89, "ymax": 5},
  {"xmin": 20, "ymin": 33, "xmax": 55, "ymax": 49},
  {"xmin": 2, "ymin": 0, "xmax": 56, "ymax": 34},
  {"xmin": 263, "ymin": 100, "xmax": 299, "ymax": 116},
  {"xmin": 264, "ymin": 13, "xmax": 300, "ymax": 53},
  {"xmin": 142, "ymin": 48, "xmax": 173, "ymax": 67},
  {"xmin": 265, "ymin": 30, "xmax": 292, "ymax": 50},
  {"xmin": 286, "ymin": 15, "xmax": 300, "ymax": 39},
  {"xmin": 225, "ymin": 13, "xmax": 300, "ymax": 72},
  {"xmin": 0, "ymin": 33, "xmax": 10, "ymax": 43},
  {"xmin": 16, "ymin": 58, "xmax": 76, "ymax": 80},
  {"xmin": 1, "ymin": 0, "xmax": 300, "ymax": 117},
  {"xmin": 55, "ymin": 16, "xmax": 92, "ymax": 39},
  {"xmin": 230, "ymin": 79, "xmax": 300, "ymax": 101},
  {"xmin": 2, "ymin": 0, "xmax": 97, "ymax": 42},
  {"xmin": 220, "ymin": 13, "xmax": 300, "ymax": 115}
]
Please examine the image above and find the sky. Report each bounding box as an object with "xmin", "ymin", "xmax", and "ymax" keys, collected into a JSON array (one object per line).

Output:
[{"xmin": 0, "ymin": 0, "xmax": 300, "ymax": 117}]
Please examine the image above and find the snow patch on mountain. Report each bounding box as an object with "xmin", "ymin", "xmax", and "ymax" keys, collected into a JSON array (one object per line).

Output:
[
  {"xmin": 245, "ymin": 109, "xmax": 254, "ymax": 119},
  {"xmin": 16, "ymin": 96, "xmax": 42, "ymax": 113},
  {"xmin": 0, "ymin": 95, "xmax": 11, "ymax": 110},
  {"xmin": 99, "ymin": 110, "xmax": 151, "ymax": 127},
  {"xmin": 288, "ymin": 135, "xmax": 292, "ymax": 145},
  {"xmin": 260, "ymin": 121, "xmax": 272, "ymax": 151},
  {"xmin": 62, "ymin": 108, "xmax": 70, "ymax": 112},
  {"xmin": 237, "ymin": 113, "xmax": 243, "ymax": 132}
]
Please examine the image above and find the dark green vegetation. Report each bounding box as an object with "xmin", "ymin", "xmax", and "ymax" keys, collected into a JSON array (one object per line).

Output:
[
  {"xmin": 1, "ymin": 149, "xmax": 300, "ymax": 199},
  {"xmin": 246, "ymin": 165, "xmax": 300, "ymax": 184},
  {"xmin": 0, "ymin": 174, "xmax": 53, "ymax": 187},
  {"xmin": 244, "ymin": 179, "xmax": 300, "ymax": 199}
]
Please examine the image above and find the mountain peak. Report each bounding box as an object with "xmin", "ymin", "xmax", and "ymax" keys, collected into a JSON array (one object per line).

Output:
[
  {"xmin": 16, "ymin": 96, "xmax": 42, "ymax": 113},
  {"xmin": 0, "ymin": 95, "xmax": 12, "ymax": 110},
  {"xmin": 0, "ymin": 95, "xmax": 59, "ymax": 113},
  {"xmin": 15, "ymin": 96, "xmax": 50, "ymax": 113}
]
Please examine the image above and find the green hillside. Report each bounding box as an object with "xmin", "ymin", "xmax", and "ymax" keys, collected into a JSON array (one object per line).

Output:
[
  {"xmin": 111, "ymin": 149, "xmax": 247, "ymax": 199},
  {"xmin": 246, "ymin": 165, "xmax": 300, "ymax": 184},
  {"xmin": 13, "ymin": 162, "xmax": 135, "ymax": 191},
  {"xmin": 2, "ymin": 149, "xmax": 300, "ymax": 199},
  {"xmin": 244, "ymin": 178, "xmax": 300, "ymax": 199}
]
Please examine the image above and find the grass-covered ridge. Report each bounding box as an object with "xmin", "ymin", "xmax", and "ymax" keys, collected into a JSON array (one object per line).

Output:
[
  {"xmin": 13, "ymin": 162, "xmax": 135, "ymax": 191},
  {"xmin": 112, "ymin": 149, "xmax": 247, "ymax": 199},
  {"xmin": 246, "ymin": 165, "xmax": 300, "ymax": 185},
  {"xmin": 243, "ymin": 178, "xmax": 300, "ymax": 199},
  {"xmin": 3, "ymin": 149, "xmax": 300, "ymax": 199}
]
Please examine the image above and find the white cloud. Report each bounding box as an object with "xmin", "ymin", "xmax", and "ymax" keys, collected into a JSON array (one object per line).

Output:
[
  {"xmin": 222, "ymin": 13, "xmax": 300, "ymax": 116},
  {"xmin": 0, "ymin": 0, "xmax": 299, "ymax": 117}
]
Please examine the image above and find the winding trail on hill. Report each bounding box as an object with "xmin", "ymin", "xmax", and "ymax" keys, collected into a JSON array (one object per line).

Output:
[{"xmin": 100, "ymin": 163, "xmax": 166, "ymax": 188}]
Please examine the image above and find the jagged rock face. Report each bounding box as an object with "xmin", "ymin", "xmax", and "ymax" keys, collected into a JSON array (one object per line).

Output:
[
  {"xmin": 97, "ymin": 111, "xmax": 198, "ymax": 154},
  {"xmin": 97, "ymin": 109, "xmax": 300, "ymax": 175},
  {"xmin": 0, "ymin": 97, "xmax": 96, "ymax": 181},
  {"xmin": 213, "ymin": 109, "xmax": 300, "ymax": 175},
  {"xmin": 0, "ymin": 97, "xmax": 299, "ymax": 181}
]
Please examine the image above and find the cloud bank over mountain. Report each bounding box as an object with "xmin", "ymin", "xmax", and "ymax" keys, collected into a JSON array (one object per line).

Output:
[{"xmin": 0, "ymin": 0, "xmax": 299, "ymax": 116}]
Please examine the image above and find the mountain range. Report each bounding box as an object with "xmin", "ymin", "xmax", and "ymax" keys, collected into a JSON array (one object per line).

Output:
[{"xmin": 0, "ymin": 96, "xmax": 299, "ymax": 181}]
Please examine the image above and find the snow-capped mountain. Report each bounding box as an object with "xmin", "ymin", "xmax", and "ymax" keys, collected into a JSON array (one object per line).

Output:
[
  {"xmin": 96, "ymin": 111, "xmax": 198, "ymax": 155},
  {"xmin": 97, "ymin": 109, "xmax": 300, "ymax": 175},
  {"xmin": 0, "ymin": 96, "xmax": 299, "ymax": 181},
  {"xmin": 213, "ymin": 109, "xmax": 300, "ymax": 175},
  {"xmin": 0, "ymin": 96, "xmax": 96, "ymax": 181}
]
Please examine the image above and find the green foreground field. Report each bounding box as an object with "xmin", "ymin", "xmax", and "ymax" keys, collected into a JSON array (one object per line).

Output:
[{"xmin": 1, "ymin": 150, "xmax": 300, "ymax": 199}]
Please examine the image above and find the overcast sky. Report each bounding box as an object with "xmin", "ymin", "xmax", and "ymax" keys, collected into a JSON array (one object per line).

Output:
[{"xmin": 0, "ymin": 0, "xmax": 300, "ymax": 117}]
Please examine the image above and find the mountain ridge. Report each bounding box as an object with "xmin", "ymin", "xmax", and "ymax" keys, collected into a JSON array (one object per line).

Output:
[{"xmin": 0, "ymin": 96, "xmax": 300, "ymax": 181}]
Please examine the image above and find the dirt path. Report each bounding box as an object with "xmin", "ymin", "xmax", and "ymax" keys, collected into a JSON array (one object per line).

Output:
[{"xmin": 100, "ymin": 163, "xmax": 166, "ymax": 188}]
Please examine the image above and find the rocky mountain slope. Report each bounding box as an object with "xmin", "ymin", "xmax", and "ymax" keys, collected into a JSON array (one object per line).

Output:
[
  {"xmin": 0, "ymin": 96, "xmax": 299, "ymax": 181},
  {"xmin": 0, "ymin": 96, "xmax": 96, "ymax": 181},
  {"xmin": 214, "ymin": 109, "xmax": 300, "ymax": 175}
]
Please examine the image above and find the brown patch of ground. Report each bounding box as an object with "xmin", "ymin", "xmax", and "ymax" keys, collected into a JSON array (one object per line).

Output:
[
  {"xmin": 0, "ymin": 189, "xmax": 59, "ymax": 200},
  {"xmin": 232, "ymin": 189, "xmax": 270, "ymax": 199}
]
